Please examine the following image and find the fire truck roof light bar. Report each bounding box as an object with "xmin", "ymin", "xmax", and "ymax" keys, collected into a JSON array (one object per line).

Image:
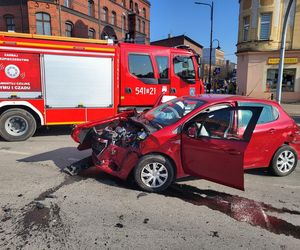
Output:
[{"xmin": 0, "ymin": 32, "xmax": 113, "ymax": 45}]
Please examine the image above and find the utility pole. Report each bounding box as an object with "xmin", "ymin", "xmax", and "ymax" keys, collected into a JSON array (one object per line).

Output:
[
  {"xmin": 276, "ymin": 0, "xmax": 294, "ymax": 103},
  {"xmin": 195, "ymin": 1, "xmax": 214, "ymax": 85}
]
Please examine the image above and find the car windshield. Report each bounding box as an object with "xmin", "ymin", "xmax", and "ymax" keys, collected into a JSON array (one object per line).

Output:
[{"xmin": 144, "ymin": 97, "xmax": 206, "ymax": 127}]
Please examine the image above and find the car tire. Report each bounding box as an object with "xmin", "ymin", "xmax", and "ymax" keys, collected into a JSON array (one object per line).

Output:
[
  {"xmin": 0, "ymin": 108, "xmax": 37, "ymax": 142},
  {"xmin": 269, "ymin": 145, "xmax": 298, "ymax": 176},
  {"xmin": 134, "ymin": 154, "xmax": 175, "ymax": 192}
]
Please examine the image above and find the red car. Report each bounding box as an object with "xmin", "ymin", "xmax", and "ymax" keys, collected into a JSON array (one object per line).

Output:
[{"xmin": 70, "ymin": 95, "xmax": 300, "ymax": 192}]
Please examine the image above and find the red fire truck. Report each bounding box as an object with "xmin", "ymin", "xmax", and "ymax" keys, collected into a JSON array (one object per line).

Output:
[{"xmin": 0, "ymin": 32, "xmax": 204, "ymax": 141}]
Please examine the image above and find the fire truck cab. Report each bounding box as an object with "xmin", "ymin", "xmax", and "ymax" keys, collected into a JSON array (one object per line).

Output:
[{"xmin": 0, "ymin": 32, "xmax": 204, "ymax": 141}]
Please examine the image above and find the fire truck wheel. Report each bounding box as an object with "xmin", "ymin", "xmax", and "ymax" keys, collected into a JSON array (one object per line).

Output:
[
  {"xmin": 0, "ymin": 108, "xmax": 37, "ymax": 142},
  {"xmin": 134, "ymin": 154, "xmax": 175, "ymax": 193}
]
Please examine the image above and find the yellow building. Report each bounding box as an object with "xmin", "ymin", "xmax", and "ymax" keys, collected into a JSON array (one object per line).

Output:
[{"xmin": 237, "ymin": 0, "xmax": 300, "ymax": 102}]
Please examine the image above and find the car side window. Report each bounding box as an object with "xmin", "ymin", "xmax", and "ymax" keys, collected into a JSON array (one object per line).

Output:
[
  {"xmin": 185, "ymin": 106, "xmax": 259, "ymax": 141},
  {"xmin": 238, "ymin": 102, "xmax": 279, "ymax": 124},
  {"xmin": 185, "ymin": 108, "xmax": 235, "ymax": 140}
]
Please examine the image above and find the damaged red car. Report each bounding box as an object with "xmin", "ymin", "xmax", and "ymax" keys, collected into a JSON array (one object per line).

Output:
[{"xmin": 70, "ymin": 95, "xmax": 300, "ymax": 192}]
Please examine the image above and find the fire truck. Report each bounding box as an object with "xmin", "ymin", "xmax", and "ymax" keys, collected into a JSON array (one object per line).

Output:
[{"xmin": 0, "ymin": 32, "xmax": 204, "ymax": 141}]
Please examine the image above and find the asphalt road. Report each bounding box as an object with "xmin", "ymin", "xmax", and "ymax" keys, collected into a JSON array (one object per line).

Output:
[{"xmin": 0, "ymin": 127, "xmax": 299, "ymax": 250}]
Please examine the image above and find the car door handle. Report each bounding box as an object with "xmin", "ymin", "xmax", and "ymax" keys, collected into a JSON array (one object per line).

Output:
[
  {"xmin": 225, "ymin": 149, "xmax": 241, "ymax": 155},
  {"xmin": 268, "ymin": 128, "xmax": 276, "ymax": 134}
]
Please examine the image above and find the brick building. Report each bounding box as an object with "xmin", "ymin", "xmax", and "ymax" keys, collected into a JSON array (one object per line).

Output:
[
  {"xmin": 151, "ymin": 35, "xmax": 203, "ymax": 57},
  {"xmin": 0, "ymin": 0, "xmax": 150, "ymax": 43}
]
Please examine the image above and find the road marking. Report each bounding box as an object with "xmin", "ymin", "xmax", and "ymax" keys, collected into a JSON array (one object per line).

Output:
[{"xmin": 0, "ymin": 149, "xmax": 31, "ymax": 156}]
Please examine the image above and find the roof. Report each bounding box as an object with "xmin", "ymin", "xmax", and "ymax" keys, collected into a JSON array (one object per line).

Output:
[{"xmin": 151, "ymin": 35, "xmax": 203, "ymax": 49}]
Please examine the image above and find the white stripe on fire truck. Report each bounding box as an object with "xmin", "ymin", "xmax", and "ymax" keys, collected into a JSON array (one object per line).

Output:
[{"xmin": 0, "ymin": 46, "xmax": 115, "ymax": 57}]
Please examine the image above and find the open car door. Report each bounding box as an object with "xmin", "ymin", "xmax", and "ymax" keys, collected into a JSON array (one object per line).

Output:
[{"xmin": 181, "ymin": 106, "xmax": 262, "ymax": 190}]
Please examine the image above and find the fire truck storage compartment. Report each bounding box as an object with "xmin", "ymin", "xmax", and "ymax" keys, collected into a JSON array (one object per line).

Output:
[{"xmin": 43, "ymin": 54, "xmax": 113, "ymax": 108}]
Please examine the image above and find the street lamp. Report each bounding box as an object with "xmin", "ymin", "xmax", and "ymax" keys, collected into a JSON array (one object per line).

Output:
[
  {"xmin": 195, "ymin": 1, "xmax": 214, "ymax": 85},
  {"xmin": 213, "ymin": 39, "xmax": 221, "ymax": 50}
]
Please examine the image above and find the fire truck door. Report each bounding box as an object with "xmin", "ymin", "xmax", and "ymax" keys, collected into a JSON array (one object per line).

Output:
[
  {"xmin": 120, "ymin": 51, "xmax": 170, "ymax": 107},
  {"xmin": 171, "ymin": 54, "xmax": 198, "ymax": 97}
]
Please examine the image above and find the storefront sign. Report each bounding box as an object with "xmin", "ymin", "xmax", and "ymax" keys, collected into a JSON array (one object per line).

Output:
[
  {"xmin": 267, "ymin": 57, "xmax": 298, "ymax": 65},
  {"xmin": 0, "ymin": 52, "xmax": 41, "ymax": 92}
]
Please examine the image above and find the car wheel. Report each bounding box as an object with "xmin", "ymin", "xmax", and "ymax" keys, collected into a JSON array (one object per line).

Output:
[
  {"xmin": 134, "ymin": 154, "xmax": 175, "ymax": 192},
  {"xmin": 270, "ymin": 145, "xmax": 298, "ymax": 176},
  {"xmin": 0, "ymin": 109, "xmax": 37, "ymax": 142}
]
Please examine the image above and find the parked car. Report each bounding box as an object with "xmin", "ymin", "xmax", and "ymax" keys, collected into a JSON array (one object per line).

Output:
[{"xmin": 70, "ymin": 95, "xmax": 300, "ymax": 192}]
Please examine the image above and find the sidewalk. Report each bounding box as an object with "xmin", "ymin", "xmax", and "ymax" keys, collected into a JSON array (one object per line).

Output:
[{"xmin": 281, "ymin": 103, "xmax": 300, "ymax": 125}]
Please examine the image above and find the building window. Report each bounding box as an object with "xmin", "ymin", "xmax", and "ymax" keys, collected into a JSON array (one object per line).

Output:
[
  {"xmin": 102, "ymin": 7, "xmax": 108, "ymax": 22},
  {"xmin": 5, "ymin": 15, "xmax": 15, "ymax": 31},
  {"xmin": 122, "ymin": 15, "xmax": 126, "ymax": 35},
  {"xmin": 65, "ymin": 21, "xmax": 73, "ymax": 37},
  {"xmin": 36, "ymin": 12, "xmax": 51, "ymax": 35},
  {"xmin": 130, "ymin": 0, "xmax": 133, "ymax": 11},
  {"xmin": 111, "ymin": 11, "xmax": 116, "ymax": 26},
  {"xmin": 243, "ymin": 16, "xmax": 250, "ymax": 41},
  {"xmin": 266, "ymin": 68, "xmax": 296, "ymax": 92},
  {"xmin": 64, "ymin": 0, "xmax": 71, "ymax": 8},
  {"xmin": 121, "ymin": 0, "xmax": 126, "ymax": 7},
  {"xmin": 88, "ymin": 0, "xmax": 95, "ymax": 17},
  {"xmin": 136, "ymin": 18, "xmax": 140, "ymax": 32},
  {"xmin": 135, "ymin": 3, "xmax": 139, "ymax": 14},
  {"xmin": 88, "ymin": 28, "xmax": 95, "ymax": 39},
  {"xmin": 260, "ymin": 13, "xmax": 272, "ymax": 40},
  {"xmin": 142, "ymin": 21, "xmax": 145, "ymax": 34},
  {"xmin": 143, "ymin": 8, "xmax": 146, "ymax": 18}
]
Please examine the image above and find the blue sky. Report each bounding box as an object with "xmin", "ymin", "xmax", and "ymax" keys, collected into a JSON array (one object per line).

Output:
[{"xmin": 150, "ymin": 0, "xmax": 239, "ymax": 62}]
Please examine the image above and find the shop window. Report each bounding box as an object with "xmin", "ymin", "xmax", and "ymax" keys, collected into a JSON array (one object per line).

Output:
[
  {"xmin": 88, "ymin": 0, "xmax": 95, "ymax": 17},
  {"xmin": 88, "ymin": 28, "xmax": 95, "ymax": 39},
  {"xmin": 5, "ymin": 15, "xmax": 15, "ymax": 31},
  {"xmin": 111, "ymin": 11, "xmax": 116, "ymax": 26},
  {"xmin": 36, "ymin": 12, "xmax": 51, "ymax": 35},
  {"xmin": 129, "ymin": 54, "xmax": 155, "ymax": 79},
  {"xmin": 243, "ymin": 16, "xmax": 250, "ymax": 41},
  {"xmin": 173, "ymin": 56, "xmax": 196, "ymax": 83},
  {"xmin": 266, "ymin": 68, "xmax": 296, "ymax": 92},
  {"xmin": 102, "ymin": 7, "xmax": 108, "ymax": 22},
  {"xmin": 260, "ymin": 13, "xmax": 272, "ymax": 40},
  {"xmin": 65, "ymin": 21, "xmax": 73, "ymax": 37}
]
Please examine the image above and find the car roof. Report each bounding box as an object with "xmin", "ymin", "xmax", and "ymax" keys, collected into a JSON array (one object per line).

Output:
[{"xmin": 182, "ymin": 94, "xmax": 279, "ymax": 107}]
